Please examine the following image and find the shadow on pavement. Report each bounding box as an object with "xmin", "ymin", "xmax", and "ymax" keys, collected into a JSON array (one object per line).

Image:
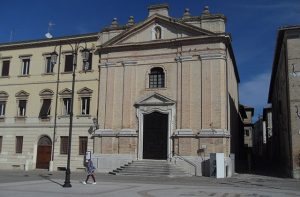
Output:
[{"xmin": 39, "ymin": 174, "xmax": 63, "ymax": 187}]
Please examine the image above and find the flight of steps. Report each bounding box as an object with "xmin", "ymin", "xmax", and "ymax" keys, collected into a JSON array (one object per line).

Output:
[{"xmin": 109, "ymin": 160, "xmax": 191, "ymax": 177}]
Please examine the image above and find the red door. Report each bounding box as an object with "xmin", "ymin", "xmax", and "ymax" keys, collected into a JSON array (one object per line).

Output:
[
  {"xmin": 36, "ymin": 136, "xmax": 52, "ymax": 169},
  {"xmin": 36, "ymin": 145, "xmax": 52, "ymax": 169}
]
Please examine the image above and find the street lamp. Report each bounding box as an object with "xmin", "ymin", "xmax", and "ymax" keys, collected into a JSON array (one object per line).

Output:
[{"xmin": 51, "ymin": 43, "xmax": 90, "ymax": 188}]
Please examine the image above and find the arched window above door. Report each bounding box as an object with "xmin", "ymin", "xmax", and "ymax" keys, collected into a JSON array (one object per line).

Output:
[{"xmin": 149, "ymin": 67, "xmax": 165, "ymax": 88}]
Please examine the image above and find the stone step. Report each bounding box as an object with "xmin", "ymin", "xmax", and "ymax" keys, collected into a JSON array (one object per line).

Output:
[
  {"xmin": 121, "ymin": 167, "xmax": 181, "ymax": 171},
  {"xmin": 109, "ymin": 159, "xmax": 190, "ymax": 177},
  {"xmin": 115, "ymin": 168, "xmax": 186, "ymax": 173}
]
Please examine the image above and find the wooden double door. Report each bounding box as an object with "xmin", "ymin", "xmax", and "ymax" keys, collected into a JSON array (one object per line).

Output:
[
  {"xmin": 36, "ymin": 136, "xmax": 52, "ymax": 169},
  {"xmin": 143, "ymin": 112, "xmax": 168, "ymax": 160}
]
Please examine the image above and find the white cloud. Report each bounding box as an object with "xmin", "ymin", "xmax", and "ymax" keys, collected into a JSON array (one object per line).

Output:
[{"xmin": 239, "ymin": 72, "xmax": 271, "ymax": 118}]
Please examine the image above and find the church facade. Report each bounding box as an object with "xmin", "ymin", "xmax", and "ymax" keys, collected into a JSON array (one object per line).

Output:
[
  {"xmin": 0, "ymin": 4, "xmax": 240, "ymax": 175},
  {"xmin": 92, "ymin": 4, "xmax": 240, "ymax": 174}
]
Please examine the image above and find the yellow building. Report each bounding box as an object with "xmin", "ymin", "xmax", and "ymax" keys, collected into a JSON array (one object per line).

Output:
[{"xmin": 0, "ymin": 33, "xmax": 98, "ymax": 171}]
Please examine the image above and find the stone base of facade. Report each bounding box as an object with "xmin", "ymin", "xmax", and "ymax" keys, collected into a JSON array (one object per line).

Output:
[
  {"xmin": 91, "ymin": 154, "xmax": 136, "ymax": 173},
  {"xmin": 170, "ymin": 155, "xmax": 234, "ymax": 177},
  {"xmin": 293, "ymin": 169, "xmax": 300, "ymax": 179}
]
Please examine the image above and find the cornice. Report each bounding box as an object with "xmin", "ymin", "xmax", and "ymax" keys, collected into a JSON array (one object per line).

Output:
[
  {"xmin": 0, "ymin": 33, "xmax": 98, "ymax": 51},
  {"xmin": 98, "ymin": 35, "xmax": 228, "ymax": 53}
]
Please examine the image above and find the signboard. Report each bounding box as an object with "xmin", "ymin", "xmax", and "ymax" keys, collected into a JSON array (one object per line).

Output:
[{"xmin": 85, "ymin": 151, "xmax": 91, "ymax": 162}]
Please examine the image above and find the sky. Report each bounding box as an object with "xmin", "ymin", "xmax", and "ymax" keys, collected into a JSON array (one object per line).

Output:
[{"xmin": 1, "ymin": 0, "xmax": 300, "ymax": 121}]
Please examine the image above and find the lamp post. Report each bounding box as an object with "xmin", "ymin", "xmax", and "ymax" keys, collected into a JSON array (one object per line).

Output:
[{"xmin": 51, "ymin": 43, "xmax": 90, "ymax": 188}]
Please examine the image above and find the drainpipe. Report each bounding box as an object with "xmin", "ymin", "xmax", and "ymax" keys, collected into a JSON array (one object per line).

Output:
[
  {"xmin": 224, "ymin": 39, "xmax": 229, "ymax": 132},
  {"xmin": 199, "ymin": 55, "xmax": 203, "ymax": 130},
  {"xmin": 95, "ymin": 52, "xmax": 101, "ymax": 154},
  {"xmin": 284, "ymin": 41, "xmax": 293, "ymax": 177}
]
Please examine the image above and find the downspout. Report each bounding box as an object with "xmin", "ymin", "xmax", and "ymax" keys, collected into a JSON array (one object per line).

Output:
[
  {"xmin": 121, "ymin": 62, "xmax": 125, "ymax": 129},
  {"xmin": 50, "ymin": 44, "xmax": 62, "ymax": 171},
  {"xmin": 180, "ymin": 46, "xmax": 183, "ymax": 129},
  {"xmin": 224, "ymin": 38, "xmax": 230, "ymax": 156},
  {"xmin": 284, "ymin": 41, "xmax": 293, "ymax": 177},
  {"xmin": 104, "ymin": 61, "xmax": 108, "ymax": 129},
  {"xmin": 199, "ymin": 56, "xmax": 203, "ymax": 130},
  {"xmin": 95, "ymin": 52, "xmax": 101, "ymax": 154},
  {"xmin": 225, "ymin": 42, "xmax": 229, "ymax": 131}
]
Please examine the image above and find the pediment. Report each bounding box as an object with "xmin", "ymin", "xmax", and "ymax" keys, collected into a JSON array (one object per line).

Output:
[
  {"xmin": 0, "ymin": 91, "xmax": 9, "ymax": 99},
  {"xmin": 135, "ymin": 92, "xmax": 175, "ymax": 107},
  {"xmin": 59, "ymin": 88, "xmax": 72, "ymax": 95},
  {"xmin": 15, "ymin": 90, "xmax": 29, "ymax": 98},
  {"xmin": 102, "ymin": 14, "xmax": 215, "ymax": 47},
  {"xmin": 77, "ymin": 87, "xmax": 93, "ymax": 94},
  {"xmin": 39, "ymin": 89, "xmax": 54, "ymax": 96}
]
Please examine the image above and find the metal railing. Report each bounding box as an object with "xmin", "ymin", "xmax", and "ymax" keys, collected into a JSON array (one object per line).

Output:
[{"xmin": 169, "ymin": 152, "xmax": 198, "ymax": 176}]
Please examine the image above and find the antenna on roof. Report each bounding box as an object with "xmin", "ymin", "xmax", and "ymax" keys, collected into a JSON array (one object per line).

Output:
[{"xmin": 45, "ymin": 21, "xmax": 55, "ymax": 39}]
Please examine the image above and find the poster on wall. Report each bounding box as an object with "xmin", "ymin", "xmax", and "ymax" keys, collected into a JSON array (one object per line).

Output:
[{"xmin": 85, "ymin": 151, "xmax": 91, "ymax": 162}]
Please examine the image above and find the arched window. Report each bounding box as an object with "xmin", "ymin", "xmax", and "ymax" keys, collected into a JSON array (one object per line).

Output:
[{"xmin": 149, "ymin": 67, "xmax": 165, "ymax": 88}]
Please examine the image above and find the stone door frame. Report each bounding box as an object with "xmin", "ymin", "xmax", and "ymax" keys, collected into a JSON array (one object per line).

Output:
[{"xmin": 135, "ymin": 93, "xmax": 176, "ymax": 160}]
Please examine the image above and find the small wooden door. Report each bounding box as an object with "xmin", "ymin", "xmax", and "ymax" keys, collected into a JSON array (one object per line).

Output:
[{"xmin": 36, "ymin": 136, "xmax": 52, "ymax": 169}]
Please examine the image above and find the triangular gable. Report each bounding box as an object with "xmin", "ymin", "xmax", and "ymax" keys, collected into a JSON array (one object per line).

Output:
[
  {"xmin": 102, "ymin": 14, "xmax": 215, "ymax": 47},
  {"xmin": 135, "ymin": 92, "xmax": 175, "ymax": 107}
]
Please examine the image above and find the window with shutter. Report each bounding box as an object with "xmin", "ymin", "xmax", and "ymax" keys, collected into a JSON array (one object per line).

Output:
[
  {"xmin": 1, "ymin": 60, "xmax": 10, "ymax": 76},
  {"xmin": 79, "ymin": 137, "xmax": 88, "ymax": 155},
  {"xmin": 64, "ymin": 54, "xmax": 73, "ymax": 72},
  {"xmin": 39, "ymin": 99, "xmax": 51, "ymax": 119},
  {"xmin": 60, "ymin": 136, "xmax": 68, "ymax": 154},
  {"xmin": 18, "ymin": 100, "xmax": 27, "ymax": 116},
  {"xmin": 16, "ymin": 136, "xmax": 23, "ymax": 153}
]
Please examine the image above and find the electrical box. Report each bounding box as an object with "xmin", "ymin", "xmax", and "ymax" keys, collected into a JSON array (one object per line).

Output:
[{"xmin": 210, "ymin": 153, "xmax": 225, "ymax": 178}]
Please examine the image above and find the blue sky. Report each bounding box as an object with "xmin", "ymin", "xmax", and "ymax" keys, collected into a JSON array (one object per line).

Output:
[{"xmin": 1, "ymin": 0, "xmax": 300, "ymax": 121}]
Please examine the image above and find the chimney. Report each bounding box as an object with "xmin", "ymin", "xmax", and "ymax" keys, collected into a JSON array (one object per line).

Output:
[{"xmin": 148, "ymin": 4, "xmax": 169, "ymax": 17}]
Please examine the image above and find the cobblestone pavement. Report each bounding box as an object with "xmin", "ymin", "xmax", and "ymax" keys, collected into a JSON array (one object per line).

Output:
[{"xmin": 0, "ymin": 170, "xmax": 299, "ymax": 197}]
